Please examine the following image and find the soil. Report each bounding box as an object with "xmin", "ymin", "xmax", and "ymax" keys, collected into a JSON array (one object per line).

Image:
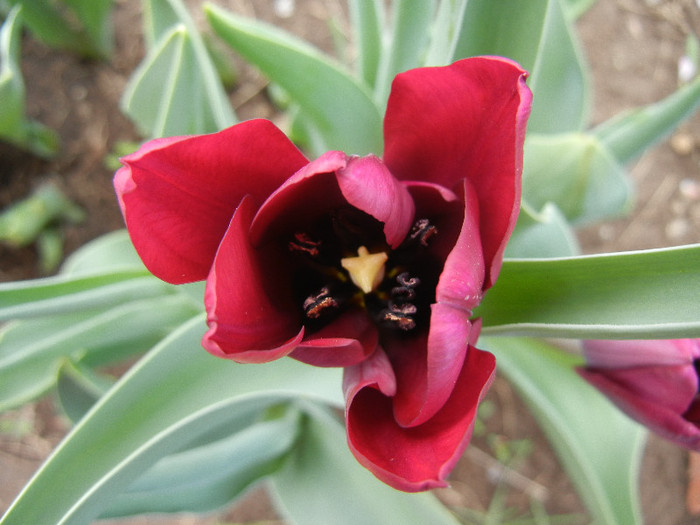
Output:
[{"xmin": 1, "ymin": 0, "xmax": 700, "ymax": 524}]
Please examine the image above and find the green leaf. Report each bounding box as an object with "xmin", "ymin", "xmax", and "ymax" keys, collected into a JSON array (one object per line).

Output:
[
  {"xmin": 59, "ymin": 229, "xmax": 145, "ymax": 275},
  {"xmin": 61, "ymin": 0, "xmax": 114, "ymax": 57},
  {"xmin": 0, "ymin": 316, "xmax": 342, "ymax": 525},
  {"xmin": 484, "ymin": 337, "xmax": 646, "ymax": 525},
  {"xmin": 374, "ymin": 0, "xmax": 436, "ymax": 105},
  {"xmin": 205, "ymin": 3, "xmax": 383, "ymax": 155},
  {"xmin": 523, "ymin": 133, "xmax": 632, "ymax": 224},
  {"xmin": 0, "ymin": 295, "xmax": 199, "ymax": 412},
  {"xmin": 142, "ymin": 0, "xmax": 181, "ymax": 49},
  {"xmin": 506, "ymin": 201, "xmax": 580, "ymax": 258},
  {"xmin": 424, "ymin": 0, "xmax": 470, "ymax": 67},
  {"xmin": 56, "ymin": 359, "xmax": 113, "ymax": 423},
  {"xmin": 559, "ymin": 0, "xmax": 598, "ymax": 20},
  {"xmin": 0, "ymin": 6, "xmax": 58, "ymax": 157},
  {"xmin": 103, "ymin": 407, "xmax": 301, "ymax": 517},
  {"xmin": 593, "ymin": 74, "xmax": 700, "ymax": 164},
  {"xmin": 270, "ymin": 402, "xmax": 461, "ymax": 525},
  {"xmin": 477, "ymin": 244, "xmax": 700, "ymax": 339},
  {"xmin": 0, "ymin": 270, "xmax": 170, "ymax": 320},
  {"xmin": 451, "ymin": 0, "xmax": 589, "ymax": 133},
  {"xmin": 348, "ymin": 0, "xmax": 384, "ymax": 88}
]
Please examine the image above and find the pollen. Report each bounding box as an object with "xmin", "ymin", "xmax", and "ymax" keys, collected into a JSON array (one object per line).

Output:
[{"xmin": 340, "ymin": 246, "xmax": 388, "ymax": 294}]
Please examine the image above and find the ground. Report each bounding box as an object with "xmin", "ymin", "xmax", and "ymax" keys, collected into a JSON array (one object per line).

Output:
[{"xmin": 1, "ymin": 0, "xmax": 700, "ymax": 523}]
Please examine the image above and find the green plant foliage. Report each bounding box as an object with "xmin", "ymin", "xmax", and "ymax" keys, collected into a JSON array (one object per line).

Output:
[
  {"xmin": 523, "ymin": 133, "xmax": 633, "ymax": 225},
  {"xmin": 270, "ymin": 402, "xmax": 461, "ymax": 525},
  {"xmin": 478, "ymin": 244, "xmax": 700, "ymax": 339},
  {"xmin": 0, "ymin": 317, "xmax": 342, "ymax": 525},
  {"xmin": 348, "ymin": 0, "xmax": 384, "ymax": 88},
  {"xmin": 506, "ymin": 201, "xmax": 580, "ymax": 259},
  {"xmin": 0, "ymin": 7, "xmax": 58, "ymax": 157},
  {"xmin": 4, "ymin": 0, "xmax": 114, "ymax": 58},
  {"xmin": 121, "ymin": 0, "xmax": 236, "ymax": 138},
  {"xmin": 485, "ymin": 337, "xmax": 646, "ymax": 525},
  {"xmin": 206, "ymin": 3, "xmax": 383, "ymax": 156},
  {"xmin": 451, "ymin": 0, "xmax": 590, "ymax": 134}
]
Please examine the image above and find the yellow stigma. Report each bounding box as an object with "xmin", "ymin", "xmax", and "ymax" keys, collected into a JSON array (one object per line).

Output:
[{"xmin": 340, "ymin": 246, "xmax": 388, "ymax": 294}]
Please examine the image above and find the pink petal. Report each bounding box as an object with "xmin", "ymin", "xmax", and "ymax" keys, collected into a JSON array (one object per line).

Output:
[
  {"xmin": 251, "ymin": 153, "xmax": 415, "ymax": 249},
  {"xmin": 435, "ymin": 179, "xmax": 485, "ymax": 313},
  {"xmin": 583, "ymin": 339, "xmax": 700, "ymax": 369},
  {"xmin": 291, "ymin": 309, "xmax": 379, "ymax": 367},
  {"xmin": 383, "ymin": 56, "xmax": 532, "ymax": 289},
  {"xmin": 202, "ymin": 196, "xmax": 304, "ymax": 363},
  {"xmin": 345, "ymin": 345, "xmax": 496, "ymax": 492},
  {"xmin": 579, "ymin": 365, "xmax": 700, "ymax": 450},
  {"xmin": 337, "ymin": 155, "xmax": 415, "ymax": 248},
  {"xmin": 115, "ymin": 119, "xmax": 308, "ymax": 284}
]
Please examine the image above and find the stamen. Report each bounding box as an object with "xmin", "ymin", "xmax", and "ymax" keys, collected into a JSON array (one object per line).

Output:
[
  {"xmin": 410, "ymin": 219, "xmax": 438, "ymax": 247},
  {"xmin": 288, "ymin": 232, "xmax": 321, "ymax": 257},
  {"xmin": 303, "ymin": 286, "xmax": 338, "ymax": 319},
  {"xmin": 380, "ymin": 302, "xmax": 417, "ymax": 331}
]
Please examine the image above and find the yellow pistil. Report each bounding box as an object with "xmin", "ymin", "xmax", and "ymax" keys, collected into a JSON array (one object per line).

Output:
[{"xmin": 340, "ymin": 246, "xmax": 388, "ymax": 294}]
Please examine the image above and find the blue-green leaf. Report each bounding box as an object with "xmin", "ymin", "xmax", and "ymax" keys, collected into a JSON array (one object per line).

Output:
[
  {"xmin": 270, "ymin": 402, "xmax": 460, "ymax": 525},
  {"xmin": 206, "ymin": 3, "xmax": 383, "ymax": 155},
  {"xmin": 523, "ymin": 133, "xmax": 633, "ymax": 225},
  {"xmin": 0, "ymin": 317, "xmax": 342, "ymax": 525},
  {"xmin": 484, "ymin": 337, "xmax": 646, "ymax": 525},
  {"xmin": 506, "ymin": 201, "xmax": 580, "ymax": 258},
  {"xmin": 348, "ymin": 0, "xmax": 384, "ymax": 88},
  {"xmin": 451, "ymin": 0, "xmax": 589, "ymax": 133},
  {"xmin": 424, "ymin": 0, "xmax": 470, "ymax": 67},
  {"xmin": 478, "ymin": 244, "xmax": 700, "ymax": 339},
  {"xmin": 56, "ymin": 359, "xmax": 113, "ymax": 423}
]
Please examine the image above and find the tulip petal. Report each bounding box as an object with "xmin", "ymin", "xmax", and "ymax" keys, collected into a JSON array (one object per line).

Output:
[
  {"xmin": 337, "ymin": 155, "xmax": 415, "ymax": 248},
  {"xmin": 345, "ymin": 344, "xmax": 496, "ymax": 492},
  {"xmin": 583, "ymin": 339, "xmax": 700, "ymax": 369},
  {"xmin": 115, "ymin": 119, "xmax": 308, "ymax": 284},
  {"xmin": 202, "ymin": 196, "xmax": 304, "ymax": 363},
  {"xmin": 383, "ymin": 56, "xmax": 531, "ymax": 288},
  {"xmin": 291, "ymin": 308, "xmax": 379, "ymax": 367},
  {"xmin": 579, "ymin": 365, "xmax": 700, "ymax": 450}
]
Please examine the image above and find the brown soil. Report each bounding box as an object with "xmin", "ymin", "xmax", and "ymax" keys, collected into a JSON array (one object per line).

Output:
[{"xmin": 1, "ymin": 1, "xmax": 700, "ymax": 524}]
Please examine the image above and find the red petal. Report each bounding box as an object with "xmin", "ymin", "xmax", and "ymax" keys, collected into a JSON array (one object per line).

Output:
[
  {"xmin": 291, "ymin": 309, "xmax": 379, "ymax": 367},
  {"xmin": 202, "ymin": 196, "xmax": 303, "ymax": 363},
  {"xmin": 383, "ymin": 57, "xmax": 531, "ymax": 288},
  {"xmin": 389, "ymin": 305, "xmax": 473, "ymax": 427},
  {"xmin": 115, "ymin": 119, "xmax": 308, "ymax": 284},
  {"xmin": 337, "ymin": 155, "xmax": 414, "ymax": 248},
  {"xmin": 345, "ymin": 345, "xmax": 496, "ymax": 492}
]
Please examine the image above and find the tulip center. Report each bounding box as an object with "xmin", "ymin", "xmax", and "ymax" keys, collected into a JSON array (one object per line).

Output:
[{"xmin": 287, "ymin": 210, "xmax": 438, "ymax": 333}]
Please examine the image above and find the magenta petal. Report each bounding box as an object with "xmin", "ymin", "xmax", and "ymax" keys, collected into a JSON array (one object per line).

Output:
[
  {"xmin": 202, "ymin": 196, "xmax": 304, "ymax": 363},
  {"xmin": 383, "ymin": 57, "xmax": 531, "ymax": 288},
  {"xmin": 345, "ymin": 345, "xmax": 496, "ymax": 492},
  {"xmin": 583, "ymin": 339, "xmax": 700, "ymax": 369},
  {"xmin": 390, "ymin": 305, "xmax": 473, "ymax": 427},
  {"xmin": 337, "ymin": 155, "xmax": 415, "ymax": 248},
  {"xmin": 291, "ymin": 309, "xmax": 379, "ymax": 367},
  {"xmin": 115, "ymin": 119, "xmax": 308, "ymax": 283},
  {"xmin": 435, "ymin": 179, "xmax": 485, "ymax": 313},
  {"xmin": 579, "ymin": 365, "xmax": 700, "ymax": 449}
]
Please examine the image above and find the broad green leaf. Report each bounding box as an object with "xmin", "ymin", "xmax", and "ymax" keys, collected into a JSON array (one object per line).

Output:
[
  {"xmin": 374, "ymin": 0, "xmax": 436, "ymax": 105},
  {"xmin": 523, "ymin": 133, "xmax": 632, "ymax": 224},
  {"xmin": 451, "ymin": 0, "xmax": 589, "ymax": 133},
  {"xmin": 122, "ymin": 0, "xmax": 236, "ymax": 139},
  {"xmin": 0, "ymin": 316, "xmax": 342, "ymax": 525},
  {"xmin": 478, "ymin": 244, "xmax": 700, "ymax": 339},
  {"xmin": 103, "ymin": 407, "xmax": 301, "ymax": 517},
  {"xmin": 0, "ymin": 6, "xmax": 58, "ymax": 157},
  {"xmin": 0, "ymin": 270, "xmax": 169, "ymax": 320},
  {"xmin": 60, "ymin": 229, "xmax": 145, "ymax": 275},
  {"xmin": 206, "ymin": 3, "xmax": 383, "ymax": 155},
  {"xmin": 270, "ymin": 402, "xmax": 461, "ymax": 525},
  {"xmin": 559, "ymin": 0, "xmax": 598, "ymax": 20},
  {"xmin": 0, "ymin": 295, "xmax": 199, "ymax": 412},
  {"xmin": 61, "ymin": 0, "xmax": 114, "ymax": 57},
  {"xmin": 348, "ymin": 0, "xmax": 384, "ymax": 88},
  {"xmin": 593, "ymin": 74, "xmax": 700, "ymax": 164},
  {"xmin": 484, "ymin": 337, "xmax": 645, "ymax": 525},
  {"xmin": 424, "ymin": 0, "xmax": 470, "ymax": 67},
  {"xmin": 4, "ymin": 0, "xmax": 106, "ymax": 57},
  {"xmin": 56, "ymin": 359, "xmax": 113, "ymax": 423},
  {"xmin": 505, "ymin": 201, "xmax": 580, "ymax": 258}
]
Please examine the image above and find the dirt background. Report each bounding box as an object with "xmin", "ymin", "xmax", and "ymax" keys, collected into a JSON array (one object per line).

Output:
[{"xmin": 1, "ymin": 0, "xmax": 700, "ymax": 523}]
